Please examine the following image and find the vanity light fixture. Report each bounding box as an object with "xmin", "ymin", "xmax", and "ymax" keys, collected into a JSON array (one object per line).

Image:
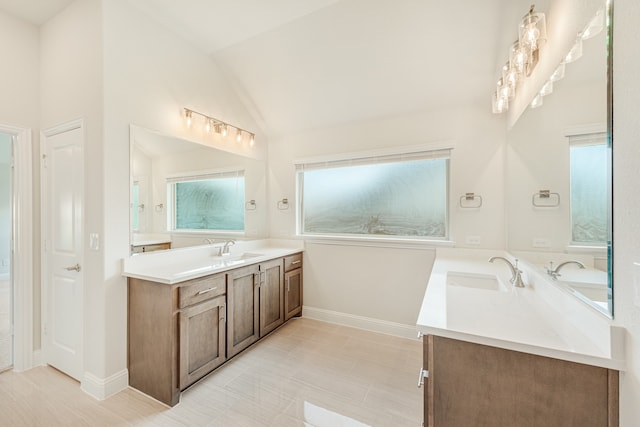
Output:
[
  {"xmin": 492, "ymin": 5, "xmax": 546, "ymax": 114},
  {"xmin": 182, "ymin": 108, "xmax": 254, "ymax": 147},
  {"xmin": 528, "ymin": 7, "xmax": 604, "ymax": 110}
]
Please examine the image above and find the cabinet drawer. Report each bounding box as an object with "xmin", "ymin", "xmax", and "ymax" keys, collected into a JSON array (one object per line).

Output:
[
  {"xmin": 284, "ymin": 253, "xmax": 302, "ymax": 272},
  {"xmin": 179, "ymin": 274, "xmax": 226, "ymax": 308}
]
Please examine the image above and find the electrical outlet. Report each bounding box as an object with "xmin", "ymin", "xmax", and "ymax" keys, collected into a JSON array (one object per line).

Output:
[
  {"xmin": 532, "ymin": 237, "xmax": 550, "ymax": 248},
  {"xmin": 465, "ymin": 235, "xmax": 481, "ymax": 245}
]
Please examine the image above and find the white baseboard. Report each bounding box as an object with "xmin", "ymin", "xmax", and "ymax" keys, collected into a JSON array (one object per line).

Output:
[
  {"xmin": 302, "ymin": 306, "xmax": 418, "ymax": 339},
  {"xmin": 81, "ymin": 369, "xmax": 129, "ymax": 401}
]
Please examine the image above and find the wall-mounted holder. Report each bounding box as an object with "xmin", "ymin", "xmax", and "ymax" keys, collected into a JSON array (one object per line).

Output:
[
  {"xmin": 154, "ymin": 203, "xmax": 164, "ymax": 213},
  {"xmin": 532, "ymin": 190, "xmax": 560, "ymax": 207},
  {"xmin": 245, "ymin": 200, "xmax": 257, "ymax": 211},
  {"xmin": 277, "ymin": 198, "xmax": 289, "ymax": 210},
  {"xmin": 459, "ymin": 192, "xmax": 483, "ymax": 209},
  {"xmin": 138, "ymin": 204, "xmax": 145, "ymax": 212}
]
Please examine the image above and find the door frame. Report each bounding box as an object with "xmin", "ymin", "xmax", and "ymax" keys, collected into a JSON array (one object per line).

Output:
[
  {"xmin": 40, "ymin": 118, "xmax": 85, "ymax": 379},
  {"xmin": 0, "ymin": 123, "xmax": 33, "ymax": 372}
]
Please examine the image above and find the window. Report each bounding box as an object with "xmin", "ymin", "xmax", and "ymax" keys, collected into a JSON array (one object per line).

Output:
[
  {"xmin": 168, "ymin": 170, "xmax": 245, "ymax": 232},
  {"xmin": 569, "ymin": 133, "xmax": 608, "ymax": 244},
  {"xmin": 296, "ymin": 149, "xmax": 449, "ymax": 239}
]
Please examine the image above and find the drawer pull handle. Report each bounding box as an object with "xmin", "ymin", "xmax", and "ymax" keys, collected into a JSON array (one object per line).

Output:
[
  {"xmin": 196, "ymin": 287, "xmax": 218, "ymax": 296},
  {"xmin": 417, "ymin": 369, "xmax": 429, "ymax": 388},
  {"xmin": 291, "ymin": 260, "xmax": 301, "ymax": 265}
]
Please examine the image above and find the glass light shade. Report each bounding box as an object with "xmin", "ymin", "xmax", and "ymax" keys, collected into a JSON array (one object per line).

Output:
[
  {"xmin": 509, "ymin": 41, "xmax": 531, "ymax": 77},
  {"xmin": 519, "ymin": 8, "xmax": 547, "ymax": 52},
  {"xmin": 492, "ymin": 90, "xmax": 508, "ymax": 114},
  {"xmin": 550, "ymin": 63, "xmax": 566, "ymax": 82},
  {"xmin": 236, "ymin": 129, "xmax": 243, "ymax": 143},
  {"xmin": 530, "ymin": 93, "xmax": 543, "ymax": 108},
  {"xmin": 249, "ymin": 134, "xmax": 255, "ymax": 147},
  {"xmin": 205, "ymin": 119, "xmax": 212, "ymax": 133},
  {"xmin": 221, "ymin": 124, "xmax": 228, "ymax": 137},
  {"xmin": 581, "ymin": 9, "xmax": 604, "ymax": 40},
  {"xmin": 565, "ymin": 39, "xmax": 583, "ymax": 63},
  {"xmin": 497, "ymin": 78, "xmax": 513, "ymax": 99},
  {"xmin": 185, "ymin": 110, "xmax": 193, "ymax": 128},
  {"xmin": 540, "ymin": 80, "xmax": 553, "ymax": 96}
]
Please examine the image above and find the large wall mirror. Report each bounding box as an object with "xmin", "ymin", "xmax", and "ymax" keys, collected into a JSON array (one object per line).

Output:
[
  {"xmin": 130, "ymin": 125, "xmax": 268, "ymax": 252},
  {"xmin": 506, "ymin": 1, "xmax": 612, "ymax": 316}
]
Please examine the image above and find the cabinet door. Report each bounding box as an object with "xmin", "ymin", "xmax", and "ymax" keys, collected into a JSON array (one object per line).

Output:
[
  {"xmin": 284, "ymin": 268, "xmax": 302, "ymax": 321},
  {"xmin": 227, "ymin": 264, "xmax": 260, "ymax": 358},
  {"xmin": 259, "ymin": 259, "xmax": 284, "ymax": 337},
  {"xmin": 179, "ymin": 295, "xmax": 226, "ymax": 389}
]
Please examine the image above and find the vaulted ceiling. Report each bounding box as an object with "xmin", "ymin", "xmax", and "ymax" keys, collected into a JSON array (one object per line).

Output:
[{"xmin": 0, "ymin": 0, "xmax": 530, "ymax": 136}]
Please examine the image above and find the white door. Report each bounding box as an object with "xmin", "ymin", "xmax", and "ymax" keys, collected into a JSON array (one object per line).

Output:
[{"xmin": 42, "ymin": 121, "xmax": 84, "ymax": 381}]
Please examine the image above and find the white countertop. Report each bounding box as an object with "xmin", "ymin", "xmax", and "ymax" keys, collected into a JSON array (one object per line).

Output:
[
  {"xmin": 416, "ymin": 248, "xmax": 625, "ymax": 370},
  {"xmin": 122, "ymin": 239, "xmax": 304, "ymax": 284}
]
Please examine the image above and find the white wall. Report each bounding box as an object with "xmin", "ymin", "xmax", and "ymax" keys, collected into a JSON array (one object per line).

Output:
[
  {"xmin": 0, "ymin": 9, "xmax": 40, "ymax": 350},
  {"xmin": 268, "ymin": 105, "xmax": 506, "ymax": 326},
  {"xmin": 101, "ymin": 0, "xmax": 267, "ymax": 381},
  {"xmin": 613, "ymin": 0, "xmax": 640, "ymax": 424}
]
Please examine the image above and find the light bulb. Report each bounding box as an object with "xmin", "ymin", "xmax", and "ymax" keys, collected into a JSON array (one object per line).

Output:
[
  {"xmin": 185, "ymin": 110, "xmax": 193, "ymax": 128},
  {"xmin": 249, "ymin": 134, "xmax": 255, "ymax": 147},
  {"xmin": 524, "ymin": 24, "xmax": 540, "ymax": 50},
  {"xmin": 492, "ymin": 90, "xmax": 508, "ymax": 114},
  {"xmin": 205, "ymin": 119, "xmax": 212, "ymax": 133},
  {"xmin": 221, "ymin": 124, "xmax": 228, "ymax": 137},
  {"xmin": 236, "ymin": 129, "xmax": 243, "ymax": 143}
]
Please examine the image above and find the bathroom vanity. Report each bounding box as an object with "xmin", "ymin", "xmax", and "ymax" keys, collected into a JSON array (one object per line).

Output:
[
  {"xmin": 417, "ymin": 249, "xmax": 624, "ymax": 427},
  {"xmin": 122, "ymin": 240, "xmax": 303, "ymax": 406}
]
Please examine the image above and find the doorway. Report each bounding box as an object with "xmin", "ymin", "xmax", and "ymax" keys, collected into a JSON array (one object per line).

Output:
[{"xmin": 0, "ymin": 132, "xmax": 12, "ymax": 371}]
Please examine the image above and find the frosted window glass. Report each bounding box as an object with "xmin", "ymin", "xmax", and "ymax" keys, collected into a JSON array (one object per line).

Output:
[
  {"xmin": 570, "ymin": 144, "xmax": 607, "ymax": 243},
  {"xmin": 132, "ymin": 184, "xmax": 139, "ymax": 231},
  {"xmin": 301, "ymin": 158, "xmax": 448, "ymax": 238},
  {"xmin": 174, "ymin": 177, "xmax": 245, "ymax": 231}
]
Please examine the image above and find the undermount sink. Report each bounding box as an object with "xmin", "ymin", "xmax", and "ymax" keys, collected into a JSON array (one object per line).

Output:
[{"xmin": 446, "ymin": 271, "xmax": 509, "ymax": 292}]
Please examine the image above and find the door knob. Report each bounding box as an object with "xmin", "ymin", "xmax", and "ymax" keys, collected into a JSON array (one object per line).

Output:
[{"xmin": 65, "ymin": 263, "xmax": 81, "ymax": 272}]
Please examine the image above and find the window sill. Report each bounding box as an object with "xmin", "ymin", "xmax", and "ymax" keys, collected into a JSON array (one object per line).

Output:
[{"xmin": 300, "ymin": 234, "xmax": 454, "ymax": 250}]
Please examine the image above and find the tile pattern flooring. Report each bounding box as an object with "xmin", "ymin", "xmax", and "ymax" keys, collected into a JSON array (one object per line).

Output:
[
  {"xmin": 0, "ymin": 318, "xmax": 423, "ymax": 426},
  {"xmin": 0, "ymin": 278, "xmax": 10, "ymax": 370}
]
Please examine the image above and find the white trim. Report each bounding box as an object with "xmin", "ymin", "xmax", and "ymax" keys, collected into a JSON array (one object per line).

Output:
[
  {"xmin": 563, "ymin": 123, "xmax": 606, "ymax": 137},
  {"xmin": 303, "ymin": 236, "xmax": 454, "ymax": 250},
  {"xmin": 0, "ymin": 124, "xmax": 33, "ymax": 373},
  {"xmin": 302, "ymin": 306, "xmax": 419, "ymax": 340},
  {"xmin": 81, "ymin": 369, "xmax": 129, "ymax": 401},
  {"xmin": 293, "ymin": 140, "xmax": 457, "ymax": 166}
]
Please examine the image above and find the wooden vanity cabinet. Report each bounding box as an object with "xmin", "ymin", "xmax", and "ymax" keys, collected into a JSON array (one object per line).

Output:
[
  {"xmin": 284, "ymin": 253, "xmax": 303, "ymax": 320},
  {"xmin": 179, "ymin": 294, "xmax": 226, "ymax": 389},
  {"xmin": 226, "ymin": 264, "xmax": 260, "ymax": 358},
  {"xmin": 128, "ymin": 252, "xmax": 303, "ymax": 406},
  {"xmin": 423, "ymin": 335, "xmax": 619, "ymax": 427},
  {"xmin": 227, "ymin": 259, "xmax": 286, "ymax": 357}
]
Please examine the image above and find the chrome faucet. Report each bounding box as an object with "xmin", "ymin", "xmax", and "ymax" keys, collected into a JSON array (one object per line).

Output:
[
  {"xmin": 488, "ymin": 256, "xmax": 525, "ymax": 288},
  {"xmin": 222, "ymin": 239, "xmax": 236, "ymax": 255},
  {"xmin": 203, "ymin": 238, "xmax": 215, "ymax": 245},
  {"xmin": 546, "ymin": 260, "xmax": 585, "ymax": 280}
]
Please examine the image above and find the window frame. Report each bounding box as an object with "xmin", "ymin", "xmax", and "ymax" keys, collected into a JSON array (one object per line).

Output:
[
  {"xmin": 567, "ymin": 131, "xmax": 608, "ymax": 247},
  {"xmin": 166, "ymin": 168, "xmax": 246, "ymax": 235},
  {"xmin": 294, "ymin": 145, "xmax": 452, "ymax": 243}
]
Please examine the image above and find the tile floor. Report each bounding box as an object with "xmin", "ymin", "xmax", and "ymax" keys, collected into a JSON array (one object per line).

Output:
[
  {"xmin": 0, "ymin": 317, "xmax": 423, "ymax": 426},
  {"xmin": 0, "ymin": 278, "xmax": 10, "ymax": 371}
]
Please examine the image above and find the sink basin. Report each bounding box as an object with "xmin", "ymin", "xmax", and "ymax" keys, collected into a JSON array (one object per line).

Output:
[{"xmin": 446, "ymin": 271, "xmax": 508, "ymax": 292}]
